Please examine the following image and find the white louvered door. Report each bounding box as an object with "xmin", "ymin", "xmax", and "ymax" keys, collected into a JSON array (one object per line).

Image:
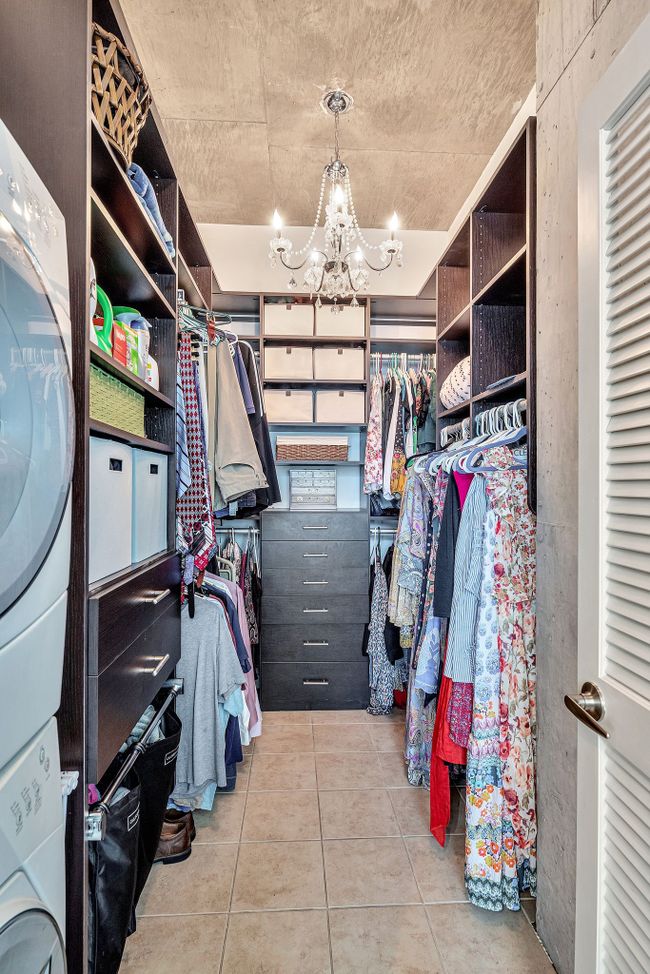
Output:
[{"xmin": 576, "ymin": 15, "xmax": 650, "ymax": 974}]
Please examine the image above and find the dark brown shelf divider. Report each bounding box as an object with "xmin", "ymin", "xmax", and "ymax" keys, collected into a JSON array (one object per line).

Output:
[
  {"xmin": 472, "ymin": 245, "xmax": 526, "ymax": 305},
  {"xmin": 472, "ymin": 214, "xmax": 525, "ymax": 297},
  {"xmin": 178, "ymin": 250, "xmax": 207, "ymax": 308},
  {"xmin": 438, "ymin": 401, "xmax": 471, "ymax": 419},
  {"xmin": 90, "ymin": 346, "xmax": 175, "ymax": 406},
  {"xmin": 472, "ymin": 371, "xmax": 527, "ymax": 404},
  {"xmin": 89, "ymin": 418, "xmax": 174, "ymax": 453},
  {"xmin": 262, "ymin": 334, "xmax": 367, "ymax": 346},
  {"xmin": 437, "ymin": 301, "xmax": 471, "ymax": 341}
]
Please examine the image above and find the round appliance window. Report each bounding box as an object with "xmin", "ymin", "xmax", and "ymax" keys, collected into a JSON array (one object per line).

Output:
[
  {"xmin": 0, "ymin": 212, "xmax": 74, "ymax": 617},
  {"xmin": 0, "ymin": 907, "xmax": 66, "ymax": 973}
]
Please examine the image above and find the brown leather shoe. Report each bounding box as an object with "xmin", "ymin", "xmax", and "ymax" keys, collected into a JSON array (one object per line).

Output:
[
  {"xmin": 164, "ymin": 808, "xmax": 196, "ymax": 842},
  {"xmin": 153, "ymin": 816, "xmax": 192, "ymax": 865}
]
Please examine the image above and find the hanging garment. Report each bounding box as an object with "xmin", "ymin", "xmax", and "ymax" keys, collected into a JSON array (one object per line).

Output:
[
  {"xmin": 364, "ymin": 371, "xmax": 384, "ymax": 493},
  {"xmin": 382, "ymin": 376, "xmax": 400, "ymax": 499},
  {"xmin": 176, "ymin": 375, "xmax": 191, "ymax": 498},
  {"xmin": 366, "ymin": 549, "xmax": 395, "ymax": 716},
  {"xmin": 235, "ymin": 342, "xmax": 281, "ymax": 515}
]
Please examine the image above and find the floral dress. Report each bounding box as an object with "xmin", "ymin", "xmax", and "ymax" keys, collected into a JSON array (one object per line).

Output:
[
  {"xmin": 366, "ymin": 550, "xmax": 395, "ymax": 716},
  {"xmin": 364, "ymin": 372, "xmax": 384, "ymax": 493},
  {"xmin": 465, "ymin": 447, "xmax": 536, "ymax": 911}
]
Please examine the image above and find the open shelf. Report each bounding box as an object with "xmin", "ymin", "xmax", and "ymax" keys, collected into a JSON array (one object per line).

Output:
[
  {"xmin": 91, "ymin": 117, "xmax": 176, "ymax": 277},
  {"xmin": 178, "ymin": 250, "xmax": 207, "ymax": 309},
  {"xmin": 438, "ymin": 401, "xmax": 471, "ymax": 419},
  {"xmin": 472, "ymin": 245, "xmax": 526, "ymax": 306},
  {"xmin": 89, "ymin": 418, "xmax": 174, "ymax": 454},
  {"xmin": 370, "ymin": 337, "xmax": 436, "ymax": 353},
  {"xmin": 269, "ymin": 421, "xmax": 367, "ymax": 429},
  {"xmin": 275, "ymin": 459, "xmax": 365, "ymax": 466},
  {"xmin": 263, "ymin": 378, "xmax": 367, "ymax": 387},
  {"xmin": 472, "ymin": 371, "xmax": 527, "ymax": 404},
  {"xmin": 437, "ymin": 302, "xmax": 471, "ymax": 341},
  {"xmin": 91, "ymin": 191, "xmax": 176, "ymax": 319},
  {"xmin": 90, "ymin": 346, "xmax": 174, "ymax": 407},
  {"xmin": 262, "ymin": 334, "xmax": 367, "ymax": 345}
]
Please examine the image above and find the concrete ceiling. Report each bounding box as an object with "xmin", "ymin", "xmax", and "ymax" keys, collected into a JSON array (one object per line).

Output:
[{"xmin": 120, "ymin": 0, "xmax": 536, "ymax": 232}]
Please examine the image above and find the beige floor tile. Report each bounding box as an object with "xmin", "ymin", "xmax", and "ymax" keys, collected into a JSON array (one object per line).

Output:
[
  {"xmin": 236, "ymin": 753, "xmax": 252, "ymax": 784},
  {"xmin": 315, "ymin": 752, "xmax": 385, "ymax": 790},
  {"xmin": 231, "ymin": 840, "xmax": 326, "ymax": 911},
  {"xmin": 222, "ymin": 910, "xmax": 331, "ymax": 974},
  {"xmin": 253, "ymin": 724, "xmax": 314, "ymax": 753},
  {"xmin": 323, "ymin": 838, "xmax": 421, "ymax": 907},
  {"xmin": 262, "ymin": 710, "xmax": 312, "ymax": 725},
  {"xmin": 249, "ymin": 751, "xmax": 317, "ymax": 791},
  {"xmin": 389, "ymin": 787, "xmax": 431, "ymax": 836},
  {"xmin": 311, "ymin": 709, "xmax": 368, "ymax": 724},
  {"xmin": 193, "ymin": 793, "xmax": 246, "ymax": 843},
  {"xmin": 329, "ymin": 905, "xmax": 444, "ymax": 973},
  {"xmin": 427, "ymin": 904, "xmax": 554, "ymax": 971},
  {"xmin": 369, "ymin": 722, "xmax": 406, "ymax": 752},
  {"xmin": 377, "ymin": 750, "xmax": 410, "ymax": 788},
  {"xmin": 313, "ymin": 723, "xmax": 375, "ymax": 752},
  {"xmin": 319, "ymin": 789, "xmax": 400, "ymax": 839},
  {"xmin": 405, "ymin": 834, "xmax": 468, "ymax": 903},
  {"xmin": 120, "ymin": 914, "xmax": 227, "ymax": 972},
  {"xmin": 137, "ymin": 843, "xmax": 237, "ymax": 916},
  {"xmin": 242, "ymin": 790, "xmax": 321, "ymax": 841}
]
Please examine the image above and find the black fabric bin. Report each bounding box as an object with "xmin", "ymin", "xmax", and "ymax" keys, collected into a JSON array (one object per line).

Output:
[{"xmin": 88, "ymin": 770, "xmax": 141, "ymax": 974}]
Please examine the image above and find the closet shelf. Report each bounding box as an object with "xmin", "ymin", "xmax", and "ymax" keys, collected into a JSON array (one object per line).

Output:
[
  {"xmin": 438, "ymin": 401, "xmax": 471, "ymax": 419},
  {"xmin": 370, "ymin": 337, "xmax": 436, "ymax": 353},
  {"xmin": 263, "ymin": 378, "xmax": 367, "ymax": 387},
  {"xmin": 269, "ymin": 421, "xmax": 368, "ymax": 429},
  {"xmin": 437, "ymin": 302, "xmax": 471, "ymax": 341},
  {"xmin": 275, "ymin": 459, "xmax": 365, "ymax": 466},
  {"xmin": 89, "ymin": 419, "xmax": 174, "ymax": 454},
  {"xmin": 472, "ymin": 245, "xmax": 527, "ymax": 306},
  {"xmin": 262, "ymin": 334, "xmax": 367, "ymax": 346},
  {"xmin": 90, "ymin": 347, "xmax": 174, "ymax": 407},
  {"xmin": 472, "ymin": 371, "xmax": 527, "ymax": 404},
  {"xmin": 178, "ymin": 250, "xmax": 207, "ymax": 309},
  {"xmin": 90, "ymin": 191, "xmax": 176, "ymax": 320},
  {"xmin": 91, "ymin": 117, "xmax": 177, "ymax": 277}
]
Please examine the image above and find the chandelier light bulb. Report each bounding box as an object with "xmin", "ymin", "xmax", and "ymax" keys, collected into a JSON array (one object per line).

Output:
[
  {"xmin": 311, "ymin": 250, "xmax": 319, "ymax": 264},
  {"xmin": 355, "ymin": 248, "xmax": 363, "ymax": 263},
  {"xmin": 389, "ymin": 211, "xmax": 399, "ymax": 234},
  {"xmin": 334, "ymin": 184, "xmax": 346, "ymax": 207},
  {"xmin": 272, "ymin": 208, "xmax": 283, "ymax": 232}
]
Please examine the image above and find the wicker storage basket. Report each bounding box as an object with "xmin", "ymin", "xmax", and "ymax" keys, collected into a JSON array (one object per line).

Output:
[
  {"xmin": 91, "ymin": 23, "xmax": 151, "ymax": 166},
  {"xmin": 276, "ymin": 436, "xmax": 349, "ymax": 462},
  {"xmin": 90, "ymin": 365, "xmax": 145, "ymax": 437}
]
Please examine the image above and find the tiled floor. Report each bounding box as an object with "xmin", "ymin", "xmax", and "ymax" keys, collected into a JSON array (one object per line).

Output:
[{"xmin": 120, "ymin": 710, "xmax": 552, "ymax": 973}]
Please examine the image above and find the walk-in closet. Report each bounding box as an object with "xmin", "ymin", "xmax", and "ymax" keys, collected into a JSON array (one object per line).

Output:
[{"xmin": 2, "ymin": 1, "xmax": 650, "ymax": 972}]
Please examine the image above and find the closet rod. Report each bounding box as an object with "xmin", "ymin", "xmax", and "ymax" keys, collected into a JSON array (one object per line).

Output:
[
  {"xmin": 85, "ymin": 678, "xmax": 183, "ymax": 843},
  {"xmin": 371, "ymin": 526, "xmax": 397, "ymax": 536}
]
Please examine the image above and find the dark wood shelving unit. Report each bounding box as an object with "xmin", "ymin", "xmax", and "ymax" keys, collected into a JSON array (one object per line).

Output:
[
  {"xmin": 472, "ymin": 371, "xmax": 527, "ymax": 403},
  {"xmin": 439, "ymin": 401, "xmax": 471, "ymax": 419},
  {"xmin": 437, "ymin": 301, "xmax": 471, "ymax": 341},
  {"xmin": 178, "ymin": 249, "xmax": 207, "ymax": 308},
  {"xmin": 90, "ymin": 346, "xmax": 174, "ymax": 406},
  {"xmin": 89, "ymin": 418, "xmax": 174, "ymax": 454}
]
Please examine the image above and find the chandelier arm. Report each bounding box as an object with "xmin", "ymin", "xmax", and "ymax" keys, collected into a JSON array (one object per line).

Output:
[
  {"xmin": 278, "ymin": 251, "xmax": 310, "ymax": 272},
  {"xmin": 363, "ymin": 253, "xmax": 395, "ymax": 273}
]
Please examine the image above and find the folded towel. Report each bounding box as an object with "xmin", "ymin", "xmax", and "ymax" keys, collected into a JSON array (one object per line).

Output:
[{"xmin": 128, "ymin": 162, "xmax": 175, "ymax": 258}]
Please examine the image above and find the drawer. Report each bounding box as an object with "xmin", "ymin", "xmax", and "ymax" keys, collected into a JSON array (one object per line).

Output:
[
  {"xmin": 262, "ymin": 595, "xmax": 369, "ymax": 625},
  {"xmin": 262, "ymin": 510, "xmax": 368, "ymax": 542},
  {"xmin": 89, "ymin": 600, "xmax": 181, "ymax": 780},
  {"xmin": 89, "ymin": 551, "xmax": 181, "ymax": 675},
  {"xmin": 262, "ymin": 540, "xmax": 368, "ymax": 571},
  {"xmin": 262, "ymin": 625, "xmax": 366, "ymax": 662},
  {"xmin": 263, "ymin": 565, "xmax": 368, "ymax": 596},
  {"xmin": 262, "ymin": 661, "xmax": 369, "ymax": 710}
]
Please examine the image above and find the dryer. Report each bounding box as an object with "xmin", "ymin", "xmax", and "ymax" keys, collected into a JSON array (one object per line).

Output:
[
  {"xmin": 0, "ymin": 119, "xmax": 74, "ymax": 770},
  {"xmin": 0, "ymin": 719, "xmax": 66, "ymax": 973}
]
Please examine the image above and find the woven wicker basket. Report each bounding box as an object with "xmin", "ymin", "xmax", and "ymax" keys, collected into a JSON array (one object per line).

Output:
[
  {"xmin": 276, "ymin": 440, "xmax": 348, "ymax": 462},
  {"xmin": 90, "ymin": 365, "xmax": 145, "ymax": 437},
  {"xmin": 91, "ymin": 23, "xmax": 151, "ymax": 167}
]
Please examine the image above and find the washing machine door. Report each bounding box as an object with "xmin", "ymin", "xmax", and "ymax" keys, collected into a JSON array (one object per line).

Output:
[
  {"xmin": 0, "ymin": 212, "xmax": 74, "ymax": 617},
  {"xmin": 0, "ymin": 907, "xmax": 65, "ymax": 973}
]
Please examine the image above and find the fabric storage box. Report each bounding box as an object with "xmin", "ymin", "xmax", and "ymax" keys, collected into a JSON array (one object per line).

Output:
[
  {"xmin": 265, "ymin": 344, "xmax": 313, "ymax": 380},
  {"xmin": 313, "ymin": 346, "xmax": 365, "ymax": 380},
  {"xmin": 132, "ymin": 449, "xmax": 168, "ymax": 563},
  {"xmin": 315, "ymin": 303, "xmax": 365, "ymax": 336},
  {"xmin": 315, "ymin": 389, "xmax": 366, "ymax": 424},
  {"xmin": 89, "ymin": 437, "xmax": 133, "ymax": 583},
  {"xmin": 265, "ymin": 389, "xmax": 313, "ymax": 423},
  {"xmin": 276, "ymin": 435, "xmax": 349, "ymax": 461},
  {"xmin": 265, "ymin": 301, "xmax": 314, "ymax": 336}
]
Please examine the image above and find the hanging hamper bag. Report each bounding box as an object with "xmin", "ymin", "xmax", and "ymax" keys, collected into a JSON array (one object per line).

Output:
[
  {"xmin": 88, "ymin": 770, "xmax": 141, "ymax": 974},
  {"xmin": 439, "ymin": 355, "xmax": 471, "ymax": 409}
]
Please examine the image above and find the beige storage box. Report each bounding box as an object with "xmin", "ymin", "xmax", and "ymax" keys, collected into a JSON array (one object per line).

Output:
[
  {"xmin": 315, "ymin": 303, "xmax": 365, "ymax": 337},
  {"xmin": 264, "ymin": 301, "xmax": 314, "ymax": 336},
  {"xmin": 265, "ymin": 388, "xmax": 313, "ymax": 423},
  {"xmin": 313, "ymin": 346, "xmax": 365, "ymax": 380},
  {"xmin": 315, "ymin": 389, "xmax": 366, "ymax": 424},
  {"xmin": 265, "ymin": 344, "xmax": 313, "ymax": 380}
]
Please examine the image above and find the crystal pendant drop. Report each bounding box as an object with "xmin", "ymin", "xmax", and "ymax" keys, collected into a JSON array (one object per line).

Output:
[{"xmin": 287, "ymin": 276, "xmax": 297, "ymax": 290}]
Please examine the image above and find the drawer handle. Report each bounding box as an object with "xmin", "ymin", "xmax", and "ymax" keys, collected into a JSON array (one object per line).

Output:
[
  {"xmin": 142, "ymin": 589, "xmax": 170, "ymax": 605},
  {"xmin": 302, "ymin": 525, "xmax": 328, "ymax": 531},
  {"xmin": 303, "ymin": 553, "xmax": 327, "ymax": 558},
  {"xmin": 304, "ymin": 641, "xmax": 329, "ymax": 647},
  {"xmin": 303, "ymin": 608, "xmax": 329, "ymax": 613},
  {"xmin": 303, "ymin": 580, "xmax": 328, "ymax": 586},
  {"xmin": 303, "ymin": 679, "xmax": 329, "ymax": 686},
  {"xmin": 149, "ymin": 654, "xmax": 170, "ymax": 677}
]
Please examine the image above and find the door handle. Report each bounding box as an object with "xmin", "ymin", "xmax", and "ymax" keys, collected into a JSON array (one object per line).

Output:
[
  {"xmin": 303, "ymin": 679, "xmax": 329, "ymax": 686},
  {"xmin": 564, "ymin": 681, "xmax": 610, "ymax": 739},
  {"xmin": 303, "ymin": 553, "xmax": 327, "ymax": 558},
  {"xmin": 304, "ymin": 641, "xmax": 329, "ymax": 647},
  {"xmin": 141, "ymin": 589, "xmax": 170, "ymax": 605},
  {"xmin": 148, "ymin": 654, "xmax": 171, "ymax": 677},
  {"xmin": 303, "ymin": 525, "xmax": 328, "ymax": 531}
]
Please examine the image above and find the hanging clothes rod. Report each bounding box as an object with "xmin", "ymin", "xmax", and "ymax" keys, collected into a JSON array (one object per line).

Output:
[
  {"xmin": 371, "ymin": 526, "xmax": 397, "ymax": 536},
  {"xmin": 215, "ymin": 527, "xmax": 260, "ymax": 535},
  {"xmin": 85, "ymin": 678, "xmax": 183, "ymax": 843}
]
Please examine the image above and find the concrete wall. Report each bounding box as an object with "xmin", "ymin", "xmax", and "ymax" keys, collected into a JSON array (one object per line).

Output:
[{"xmin": 535, "ymin": 1, "xmax": 649, "ymax": 971}]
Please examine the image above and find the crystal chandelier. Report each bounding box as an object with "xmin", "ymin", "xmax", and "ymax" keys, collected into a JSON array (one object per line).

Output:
[{"xmin": 269, "ymin": 89, "xmax": 403, "ymax": 310}]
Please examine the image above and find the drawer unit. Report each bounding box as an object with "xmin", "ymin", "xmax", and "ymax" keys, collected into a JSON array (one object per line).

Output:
[
  {"xmin": 261, "ymin": 510, "xmax": 368, "ymax": 542},
  {"xmin": 262, "ymin": 595, "xmax": 369, "ymax": 626},
  {"xmin": 265, "ymin": 344, "xmax": 313, "ymax": 380},
  {"xmin": 262, "ymin": 661, "xmax": 369, "ymax": 710},
  {"xmin": 264, "ymin": 301, "xmax": 314, "ymax": 335},
  {"xmin": 262, "ymin": 540, "xmax": 369, "ymax": 571},
  {"xmin": 262, "ymin": 624, "xmax": 366, "ymax": 662},
  {"xmin": 263, "ymin": 565, "xmax": 368, "ymax": 597}
]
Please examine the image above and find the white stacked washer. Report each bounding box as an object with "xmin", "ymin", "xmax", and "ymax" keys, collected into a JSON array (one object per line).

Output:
[{"xmin": 0, "ymin": 118, "xmax": 74, "ymax": 970}]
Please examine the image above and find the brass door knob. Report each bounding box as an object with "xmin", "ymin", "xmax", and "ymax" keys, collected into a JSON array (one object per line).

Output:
[{"xmin": 564, "ymin": 681, "xmax": 610, "ymax": 738}]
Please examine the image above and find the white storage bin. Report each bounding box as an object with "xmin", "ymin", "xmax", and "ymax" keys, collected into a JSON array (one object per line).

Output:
[
  {"xmin": 265, "ymin": 344, "xmax": 313, "ymax": 380},
  {"xmin": 315, "ymin": 389, "xmax": 366, "ymax": 424},
  {"xmin": 89, "ymin": 437, "xmax": 133, "ymax": 583},
  {"xmin": 313, "ymin": 346, "xmax": 365, "ymax": 380},
  {"xmin": 264, "ymin": 301, "xmax": 314, "ymax": 336},
  {"xmin": 315, "ymin": 303, "xmax": 366, "ymax": 337},
  {"xmin": 132, "ymin": 449, "xmax": 168, "ymax": 563},
  {"xmin": 265, "ymin": 389, "xmax": 313, "ymax": 423}
]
